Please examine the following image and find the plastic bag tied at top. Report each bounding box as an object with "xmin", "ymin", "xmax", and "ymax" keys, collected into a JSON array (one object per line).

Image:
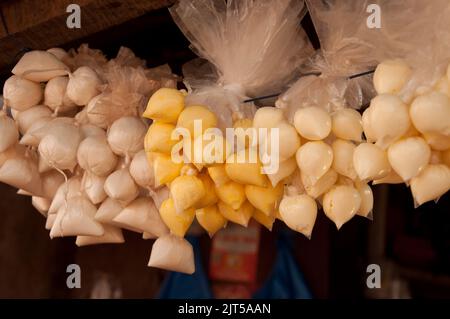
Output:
[
  {"xmin": 170, "ymin": 0, "xmax": 313, "ymax": 129},
  {"xmin": 276, "ymin": 0, "xmax": 450, "ymax": 119}
]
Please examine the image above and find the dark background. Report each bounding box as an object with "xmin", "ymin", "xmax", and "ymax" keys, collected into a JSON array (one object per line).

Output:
[{"xmin": 1, "ymin": 5, "xmax": 449, "ymax": 299}]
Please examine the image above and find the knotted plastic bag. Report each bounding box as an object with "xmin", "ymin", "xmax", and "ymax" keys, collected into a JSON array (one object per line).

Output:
[
  {"xmin": 170, "ymin": 0, "xmax": 313, "ymax": 129},
  {"xmin": 278, "ymin": 0, "xmax": 450, "ymax": 118},
  {"xmin": 276, "ymin": 0, "xmax": 392, "ymax": 118},
  {"xmin": 86, "ymin": 47, "xmax": 177, "ymax": 128}
]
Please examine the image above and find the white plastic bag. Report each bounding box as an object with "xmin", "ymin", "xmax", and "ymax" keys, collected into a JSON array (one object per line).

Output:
[
  {"xmin": 107, "ymin": 117, "xmax": 146, "ymax": 160},
  {"xmin": 23, "ymin": 117, "xmax": 75, "ymax": 148},
  {"xmin": 12, "ymin": 50, "xmax": 69, "ymax": 82},
  {"xmin": 48, "ymin": 176, "xmax": 82, "ymax": 215},
  {"xmin": 0, "ymin": 112, "xmax": 19, "ymax": 152},
  {"xmin": 0, "ymin": 154, "xmax": 43, "ymax": 196},
  {"xmin": 86, "ymin": 59, "xmax": 164, "ymax": 128},
  {"xmin": 50, "ymin": 195, "xmax": 104, "ymax": 238},
  {"xmin": 0, "ymin": 144, "xmax": 26, "ymax": 168},
  {"xmin": 38, "ymin": 122, "xmax": 82, "ymax": 171},
  {"xmin": 81, "ymin": 171, "xmax": 107, "ymax": 204},
  {"xmin": 47, "ymin": 48, "xmax": 69, "ymax": 61},
  {"xmin": 65, "ymin": 44, "xmax": 107, "ymax": 77},
  {"xmin": 103, "ymin": 168, "xmax": 139, "ymax": 206},
  {"xmin": 16, "ymin": 105, "xmax": 52, "ymax": 134},
  {"xmin": 147, "ymin": 234, "xmax": 195, "ymax": 274},
  {"xmin": 41, "ymin": 170, "xmax": 65, "ymax": 199},
  {"xmin": 148, "ymin": 186, "xmax": 170, "ymax": 210},
  {"xmin": 129, "ymin": 150, "xmax": 154, "ymax": 188},
  {"xmin": 19, "ymin": 117, "xmax": 53, "ymax": 147},
  {"xmin": 276, "ymin": 0, "xmax": 445, "ymax": 118},
  {"xmin": 32, "ymin": 196, "xmax": 51, "ymax": 217},
  {"xmin": 113, "ymin": 197, "xmax": 168, "ymax": 236},
  {"xmin": 66, "ymin": 66, "xmax": 102, "ymax": 106},
  {"xmin": 94, "ymin": 197, "xmax": 124, "ymax": 226},
  {"xmin": 76, "ymin": 225, "xmax": 124, "ymax": 247},
  {"xmin": 3, "ymin": 75, "xmax": 43, "ymax": 111},
  {"xmin": 44, "ymin": 76, "xmax": 75, "ymax": 112},
  {"xmin": 77, "ymin": 136, "xmax": 117, "ymax": 176}
]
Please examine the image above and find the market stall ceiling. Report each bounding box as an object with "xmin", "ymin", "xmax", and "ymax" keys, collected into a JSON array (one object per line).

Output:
[{"xmin": 0, "ymin": 0, "xmax": 174, "ymax": 73}]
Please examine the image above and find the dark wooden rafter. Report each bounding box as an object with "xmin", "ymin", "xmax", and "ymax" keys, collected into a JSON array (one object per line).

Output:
[{"xmin": 0, "ymin": 0, "xmax": 174, "ymax": 73}]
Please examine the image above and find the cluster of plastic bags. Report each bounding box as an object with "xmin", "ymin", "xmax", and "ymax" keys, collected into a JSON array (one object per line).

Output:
[
  {"xmin": 143, "ymin": 0, "xmax": 450, "ymax": 273},
  {"xmin": 0, "ymin": 45, "xmax": 178, "ymax": 250},
  {"xmin": 1, "ymin": 0, "xmax": 450, "ymax": 275}
]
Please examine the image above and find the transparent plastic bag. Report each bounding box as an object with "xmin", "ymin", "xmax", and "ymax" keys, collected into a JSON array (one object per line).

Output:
[
  {"xmin": 277, "ymin": 0, "xmax": 450, "ymax": 119},
  {"xmin": 65, "ymin": 44, "xmax": 107, "ymax": 77},
  {"xmin": 87, "ymin": 57, "xmax": 177, "ymax": 128},
  {"xmin": 276, "ymin": 0, "xmax": 385, "ymax": 118},
  {"xmin": 170, "ymin": 0, "xmax": 313, "ymax": 129},
  {"xmin": 390, "ymin": 0, "xmax": 450, "ymax": 102}
]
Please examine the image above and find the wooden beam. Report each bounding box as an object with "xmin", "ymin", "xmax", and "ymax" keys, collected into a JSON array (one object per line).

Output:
[{"xmin": 0, "ymin": 0, "xmax": 174, "ymax": 71}]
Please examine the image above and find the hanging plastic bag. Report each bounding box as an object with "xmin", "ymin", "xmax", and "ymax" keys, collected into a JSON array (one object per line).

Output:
[
  {"xmin": 65, "ymin": 44, "xmax": 108, "ymax": 78},
  {"xmin": 50, "ymin": 195, "xmax": 104, "ymax": 238},
  {"xmin": 0, "ymin": 111, "xmax": 19, "ymax": 152},
  {"xmin": 86, "ymin": 48, "xmax": 176, "ymax": 128},
  {"xmin": 12, "ymin": 50, "xmax": 70, "ymax": 82},
  {"xmin": 148, "ymin": 234, "xmax": 195, "ymax": 274},
  {"xmin": 276, "ymin": 0, "xmax": 396, "ymax": 119},
  {"xmin": 170, "ymin": 0, "xmax": 313, "ymax": 129},
  {"xmin": 157, "ymin": 236, "xmax": 213, "ymax": 299},
  {"xmin": 16, "ymin": 105, "xmax": 52, "ymax": 134},
  {"xmin": 76, "ymin": 225, "xmax": 124, "ymax": 247},
  {"xmin": 0, "ymin": 153, "xmax": 43, "ymax": 196}
]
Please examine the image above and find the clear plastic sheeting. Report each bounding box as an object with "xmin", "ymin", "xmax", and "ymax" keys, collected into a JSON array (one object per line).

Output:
[
  {"xmin": 277, "ymin": 0, "xmax": 449, "ymax": 119},
  {"xmin": 170, "ymin": 0, "xmax": 313, "ymax": 128}
]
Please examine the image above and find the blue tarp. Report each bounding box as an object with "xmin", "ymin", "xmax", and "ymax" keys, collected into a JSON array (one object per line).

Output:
[{"xmin": 157, "ymin": 231, "xmax": 312, "ymax": 299}]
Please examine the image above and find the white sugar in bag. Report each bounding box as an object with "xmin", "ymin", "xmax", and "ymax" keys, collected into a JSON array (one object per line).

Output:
[
  {"xmin": 0, "ymin": 155, "xmax": 43, "ymax": 196},
  {"xmin": 107, "ymin": 116, "xmax": 146, "ymax": 160},
  {"xmin": 143, "ymin": 232, "xmax": 157, "ymax": 240},
  {"xmin": 94, "ymin": 197, "xmax": 124, "ymax": 226},
  {"xmin": 0, "ymin": 113, "xmax": 19, "ymax": 152},
  {"xmin": 104, "ymin": 168, "xmax": 139, "ymax": 206},
  {"xmin": 38, "ymin": 156, "xmax": 53, "ymax": 174},
  {"xmin": 0, "ymin": 144, "xmax": 26, "ymax": 168},
  {"xmin": 44, "ymin": 76, "xmax": 75, "ymax": 112},
  {"xmin": 66, "ymin": 66, "xmax": 101, "ymax": 106},
  {"xmin": 12, "ymin": 50, "xmax": 69, "ymax": 82},
  {"xmin": 45, "ymin": 213, "xmax": 57, "ymax": 230},
  {"xmin": 3, "ymin": 75, "xmax": 43, "ymax": 111},
  {"xmin": 16, "ymin": 105, "xmax": 52, "ymax": 134},
  {"xmin": 148, "ymin": 234, "xmax": 195, "ymax": 274},
  {"xmin": 81, "ymin": 171, "xmax": 107, "ymax": 204},
  {"xmin": 48, "ymin": 176, "xmax": 82, "ymax": 215},
  {"xmin": 113, "ymin": 197, "xmax": 168, "ymax": 236},
  {"xmin": 75, "ymin": 225, "xmax": 124, "ymax": 247},
  {"xmin": 22, "ymin": 117, "xmax": 75, "ymax": 148},
  {"xmin": 41, "ymin": 170, "xmax": 65, "ymax": 199},
  {"xmin": 32, "ymin": 196, "xmax": 51, "ymax": 217},
  {"xmin": 410, "ymin": 164, "xmax": 450, "ymax": 206},
  {"xmin": 47, "ymin": 48, "xmax": 69, "ymax": 61},
  {"xmin": 129, "ymin": 150, "xmax": 154, "ymax": 188},
  {"xmin": 50, "ymin": 195, "xmax": 104, "ymax": 238},
  {"xmin": 19, "ymin": 117, "xmax": 52, "ymax": 147},
  {"xmin": 38, "ymin": 123, "xmax": 82, "ymax": 171},
  {"xmin": 77, "ymin": 136, "xmax": 117, "ymax": 176},
  {"xmin": 17, "ymin": 189, "xmax": 33, "ymax": 196},
  {"xmin": 80, "ymin": 124, "xmax": 106, "ymax": 139}
]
